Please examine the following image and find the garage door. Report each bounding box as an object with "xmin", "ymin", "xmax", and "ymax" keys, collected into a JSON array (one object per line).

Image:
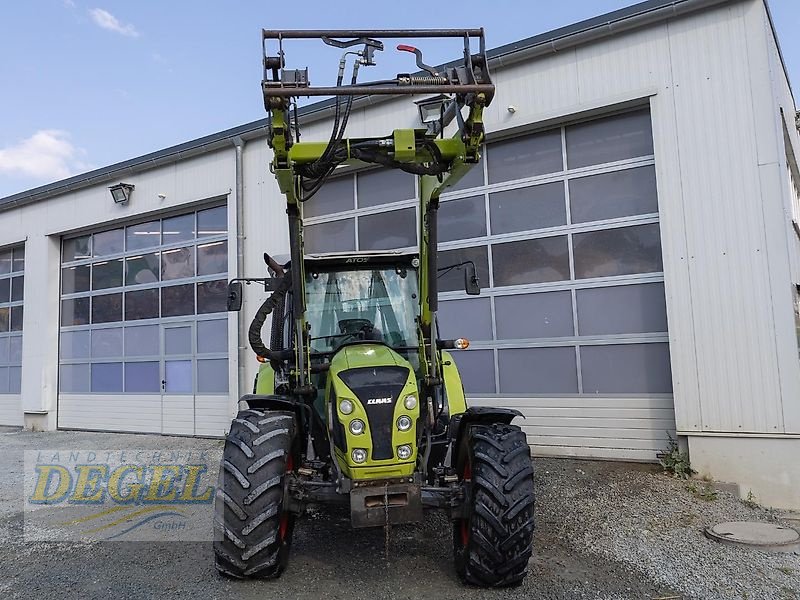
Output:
[
  {"xmin": 57, "ymin": 204, "xmax": 233, "ymax": 436},
  {"xmin": 0, "ymin": 245, "xmax": 25, "ymax": 426}
]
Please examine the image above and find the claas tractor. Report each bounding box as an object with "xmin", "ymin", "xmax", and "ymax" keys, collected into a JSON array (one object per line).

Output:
[{"xmin": 214, "ymin": 29, "xmax": 535, "ymax": 587}]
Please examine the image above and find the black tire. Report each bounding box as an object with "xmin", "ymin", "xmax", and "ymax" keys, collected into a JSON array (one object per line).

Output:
[
  {"xmin": 453, "ymin": 422, "xmax": 535, "ymax": 587},
  {"xmin": 213, "ymin": 408, "xmax": 297, "ymax": 579}
]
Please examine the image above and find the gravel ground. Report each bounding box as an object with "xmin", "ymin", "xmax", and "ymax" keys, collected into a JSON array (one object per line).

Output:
[{"xmin": 0, "ymin": 427, "xmax": 798, "ymax": 599}]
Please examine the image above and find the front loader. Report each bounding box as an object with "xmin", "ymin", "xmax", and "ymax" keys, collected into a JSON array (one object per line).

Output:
[{"xmin": 214, "ymin": 29, "xmax": 535, "ymax": 587}]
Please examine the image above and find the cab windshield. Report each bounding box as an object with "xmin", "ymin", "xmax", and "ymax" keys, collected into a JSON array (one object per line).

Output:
[{"xmin": 305, "ymin": 267, "xmax": 419, "ymax": 354}]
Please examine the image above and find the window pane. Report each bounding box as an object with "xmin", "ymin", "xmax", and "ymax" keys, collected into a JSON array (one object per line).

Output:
[
  {"xmin": 357, "ymin": 169, "xmax": 415, "ymax": 207},
  {"xmin": 197, "ymin": 279, "xmax": 227, "ymax": 314},
  {"xmin": 91, "ymin": 362, "xmax": 123, "ymax": 393},
  {"xmin": 62, "ymin": 265, "xmax": 90, "ymax": 294},
  {"xmin": 165, "ymin": 326, "xmax": 192, "ymax": 355},
  {"xmin": 304, "ymin": 219, "xmax": 355, "ymax": 254},
  {"xmin": 197, "ymin": 319, "xmax": 228, "ymax": 354},
  {"xmin": 438, "ymin": 246, "xmax": 489, "ymax": 293},
  {"xmin": 0, "ymin": 367, "xmax": 8, "ymax": 393},
  {"xmin": 566, "ymin": 109, "xmax": 653, "ymax": 169},
  {"xmin": 197, "ymin": 206, "xmax": 227, "ymax": 238},
  {"xmin": 60, "ymin": 364, "xmax": 90, "ymax": 393},
  {"xmin": 580, "ymin": 343, "xmax": 672, "ymax": 393},
  {"xmin": 12, "ymin": 247, "xmax": 24, "ymax": 272},
  {"xmin": 9, "ymin": 335, "xmax": 22, "ymax": 363},
  {"xmin": 358, "ymin": 208, "xmax": 416, "ymax": 251},
  {"xmin": 439, "ymin": 195, "xmax": 486, "ymax": 243},
  {"xmin": 91, "ymin": 293, "xmax": 122, "ymax": 324},
  {"xmin": 450, "ymin": 349, "xmax": 495, "ymax": 394},
  {"xmin": 92, "ymin": 259, "xmax": 123, "ymax": 290},
  {"xmin": 0, "ymin": 251, "xmax": 11, "ymax": 275},
  {"xmin": 162, "ymin": 284, "xmax": 194, "ymax": 317},
  {"xmin": 62, "ymin": 297, "xmax": 90, "ymax": 326},
  {"xmin": 126, "ymin": 220, "xmax": 160, "ymax": 251},
  {"xmin": 63, "ymin": 236, "xmax": 91, "ymax": 262},
  {"xmin": 492, "ymin": 236, "xmax": 569, "ymax": 286},
  {"xmin": 577, "ymin": 283, "xmax": 667, "ymax": 335},
  {"xmin": 93, "ymin": 229, "xmax": 124, "ymax": 256},
  {"xmin": 498, "ymin": 347, "xmax": 578, "ymax": 394},
  {"xmin": 0, "ymin": 308, "xmax": 7, "ymax": 332},
  {"xmin": 0, "ymin": 279, "xmax": 8, "ymax": 303},
  {"xmin": 60, "ymin": 330, "xmax": 90, "ymax": 359},
  {"xmin": 303, "ymin": 176, "xmax": 354, "ymax": 218},
  {"xmin": 125, "ymin": 252, "xmax": 160, "ymax": 285},
  {"xmin": 495, "ymin": 291, "xmax": 574, "ymax": 339},
  {"xmin": 125, "ymin": 362, "xmax": 160, "ymax": 393},
  {"xmin": 0, "ymin": 338, "xmax": 7, "ymax": 364},
  {"xmin": 125, "ymin": 288, "xmax": 159, "ymax": 321},
  {"xmin": 569, "ymin": 166, "xmax": 658, "ymax": 223},
  {"xmin": 197, "ymin": 358, "xmax": 228, "ymax": 393},
  {"xmin": 197, "ymin": 240, "xmax": 227, "ymax": 275},
  {"xmin": 489, "ymin": 182, "xmax": 566, "ymax": 235},
  {"xmin": 162, "ymin": 214, "xmax": 195, "ymax": 245},
  {"xmin": 487, "ymin": 130, "xmax": 563, "ymax": 184},
  {"xmin": 161, "ymin": 246, "xmax": 194, "ymax": 281},
  {"xmin": 438, "ymin": 298, "xmax": 493, "ymax": 341},
  {"xmin": 91, "ymin": 327, "xmax": 123, "ymax": 358},
  {"xmin": 165, "ymin": 360, "xmax": 192, "ymax": 393},
  {"xmin": 447, "ymin": 157, "xmax": 485, "ymax": 192},
  {"xmin": 8, "ymin": 366, "xmax": 20, "ymax": 394},
  {"xmin": 124, "ymin": 325, "xmax": 159, "ymax": 356},
  {"xmin": 10, "ymin": 306, "xmax": 23, "ymax": 331},
  {"xmin": 573, "ymin": 224, "xmax": 663, "ymax": 279},
  {"xmin": 10, "ymin": 275, "xmax": 23, "ymax": 301}
]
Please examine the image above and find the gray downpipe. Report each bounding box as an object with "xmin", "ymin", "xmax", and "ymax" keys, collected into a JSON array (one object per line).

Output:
[{"xmin": 233, "ymin": 137, "xmax": 246, "ymax": 397}]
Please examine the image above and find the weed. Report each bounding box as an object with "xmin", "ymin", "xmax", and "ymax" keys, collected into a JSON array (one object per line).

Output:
[
  {"xmin": 742, "ymin": 490, "xmax": 760, "ymax": 509},
  {"xmin": 657, "ymin": 433, "xmax": 696, "ymax": 479},
  {"xmin": 686, "ymin": 481, "xmax": 718, "ymax": 501}
]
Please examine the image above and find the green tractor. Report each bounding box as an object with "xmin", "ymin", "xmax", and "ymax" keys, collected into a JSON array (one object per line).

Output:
[{"xmin": 214, "ymin": 28, "xmax": 535, "ymax": 587}]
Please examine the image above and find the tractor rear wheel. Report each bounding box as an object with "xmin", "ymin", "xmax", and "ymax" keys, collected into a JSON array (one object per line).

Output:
[
  {"xmin": 453, "ymin": 422, "xmax": 535, "ymax": 587},
  {"xmin": 213, "ymin": 408, "xmax": 297, "ymax": 579}
]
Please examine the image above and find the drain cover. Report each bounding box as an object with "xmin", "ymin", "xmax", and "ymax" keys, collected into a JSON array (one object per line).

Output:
[{"xmin": 705, "ymin": 521, "xmax": 800, "ymax": 552}]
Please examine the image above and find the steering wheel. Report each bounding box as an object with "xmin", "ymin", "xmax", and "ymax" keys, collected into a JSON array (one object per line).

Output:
[{"xmin": 338, "ymin": 318, "xmax": 382, "ymax": 342}]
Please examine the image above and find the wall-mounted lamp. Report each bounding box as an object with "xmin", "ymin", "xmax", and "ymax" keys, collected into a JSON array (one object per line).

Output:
[
  {"xmin": 415, "ymin": 94, "xmax": 457, "ymax": 136},
  {"xmin": 109, "ymin": 183, "xmax": 135, "ymax": 205}
]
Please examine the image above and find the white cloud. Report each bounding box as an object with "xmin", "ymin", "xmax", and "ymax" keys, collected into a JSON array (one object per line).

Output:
[
  {"xmin": 63, "ymin": 0, "xmax": 76, "ymax": 8},
  {"xmin": 0, "ymin": 130, "xmax": 91, "ymax": 181},
  {"xmin": 88, "ymin": 8, "xmax": 139, "ymax": 38}
]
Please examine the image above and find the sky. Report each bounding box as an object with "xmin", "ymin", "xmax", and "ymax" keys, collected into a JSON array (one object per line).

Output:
[{"xmin": 0, "ymin": 0, "xmax": 798, "ymax": 199}]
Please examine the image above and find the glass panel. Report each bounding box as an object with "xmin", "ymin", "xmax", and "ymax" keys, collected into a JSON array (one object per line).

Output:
[
  {"xmin": 197, "ymin": 358, "xmax": 228, "ymax": 393},
  {"xmin": 450, "ymin": 349, "xmax": 495, "ymax": 394},
  {"xmin": 0, "ymin": 251, "xmax": 11, "ymax": 275},
  {"xmin": 437, "ymin": 246, "xmax": 489, "ymax": 293},
  {"xmin": 358, "ymin": 208, "xmax": 416, "ymax": 251},
  {"xmin": 438, "ymin": 298, "xmax": 493, "ymax": 341},
  {"xmin": 569, "ymin": 166, "xmax": 658, "ymax": 223},
  {"xmin": 489, "ymin": 182, "xmax": 566, "ymax": 235},
  {"xmin": 161, "ymin": 246, "xmax": 194, "ymax": 281},
  {"xmin": 197, "ymin": 279, "xmax": 227, "ymax": 314},
  {"xmin": 162, "ymin": 213, "xmax": 195, "ymax": 244},
  {"xmin": 59, "ymin": 364, "xmax": 90, "ymax": 393},
  {"xmin": 357, "ymin": 169, "xmax": 415, "ymax": 207},
  {"xmin": 0, "ymin": 367, "xmax": 7, "ymax": 393},
  {"xmin": 165, "ymin": 360, "xmax": 192, "ymax": 393},
  {"xmin": 9, "ymin": 336, "xmax": 22, "ymax": 363},
  {"xmin": 303, "ymin": 176, "xmax": 354, "ymax": 218},
  {"xmin": 91, "ymin": 327, "xmax": 123, "ymax": 358},
  {"xmin": 197, "ymin": 319, "xmax": 228, "ymax": 354},
  {"xmin": 91, "ymin": 259, "xmax": 123, "ymax": 290},
  {"xmin": 10, "ymin": 276, "xmax": 23, "ymax": 301},
  {"xmin": 124, "ymin": 325, "xmax": 159, "ymax": 356},
  {"xmin": 498, "ymin": 347, "xmax": 578, "ymax": 394},
  {"xmin": 0, "ymin": 279, "xmax": 8, "ymax": 303},
  {"xmin": 125, "ymin": 252, "xmax": 160, "ymax": 285},
  {"xmin": 448, "ymin": 157, "xmax": 484, "ymax": 192},
  {"xmin": 91, "ymin": 293, "xmax": 122, "ymax": 324},
  {"xmin": 124, "ymin": 288, "xmax": 159, "ymax": 321},
  {"xmin": 495, "ymin": 291, "xmax": 574, "ymax": 339},
  {"xmin": 439, "ymin": 195, "xmax": 486, "ymax": 243},
  {"xmin": 577, "ymin": 283, "xmax": 667, "ymax": 335},
  {"xmin": 126, "ymin": 220, "xmax": 160, "ymax": 251},
  {"xmin": 60, "ymin": 330, "xmax": 90, "ymax": 359},
  {"xmin": 0, "ymin": 338, "xmax": 7, "ymax": 364},
  {"xmin": 487, "ymin": 130, "xmax": 563, "ymax": 184},
  {"xmin": 580, "ymin": 343, "xmax": 672, "ymax": 393},
  {"xmin": 197, "ymin": 240, "xmax": 227, "ymax": 276},
  {"xmin": 124, "ymin": 362, "xmax": 160, "ymax": 393},
  {"xmin": 62, "ymin": 236, "xmax": 91, "ymax": 262},
  {"xmin": 197, "ymin": 206, "xmax": 227, "ymax": 238},
  {"xmin": 0, "ymin": 307, "xmax": 7, "ymax": 332},
  {"xmin": 62, "ymin": 265, "xmax": 90, "ymax": 294},
  {"xmin": 566, "ymin": 109, "xmax": 654, "ymax": 169},
  {"xmin": 492, "ymin": 236, "xmax": 569, "ymax": 286},
  {"xmin": 165, "ymin": 326, "xmax": 192, "ymax": 355},
  {"xmin": 161, "ymin": 284, "xmax": 194, "ymax": 317},
  {"xmin": 91, "ymin": 362, "xmax": 123, "ymax": 393},
  {"xmin": 93, "ymin": 229, "xmax": 124, "ymax": 256},
  {"xmin": 8, "ymin": 366, "xmax": 21, "ymax": 394},
  {"xmin": 573, "ymin": 224, "xmax": 663, "ymax": 279},
  {"xmin": 12, "ymin": 247, "xmax": 24, "ymax": 272},
  {"xmin": 304, "ymin": 219, "xmax": 355, "ymax": 254},
  {"xmin": 10, "ymin": 306, "xmax": 23, "ymax": 331}
]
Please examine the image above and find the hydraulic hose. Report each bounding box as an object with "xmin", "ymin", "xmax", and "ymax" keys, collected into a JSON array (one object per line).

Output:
[{"xmin": 248, "ymin": 273, "xmax": 293, "ymax": 360}]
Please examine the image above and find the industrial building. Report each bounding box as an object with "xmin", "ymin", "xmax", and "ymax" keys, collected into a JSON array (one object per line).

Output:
[{"xmin": 1, "ymin": 0, "xmax": 798, "ymax": 509}]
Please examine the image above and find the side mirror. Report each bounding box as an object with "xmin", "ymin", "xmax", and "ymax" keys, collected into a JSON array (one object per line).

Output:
[
  {"xmin": 464, "ymin": 263, "xmax": 481, "ymax": 296},
  {"xmin": 227, "ymin": 281, "xmax": 243, "ymax": 311}
]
